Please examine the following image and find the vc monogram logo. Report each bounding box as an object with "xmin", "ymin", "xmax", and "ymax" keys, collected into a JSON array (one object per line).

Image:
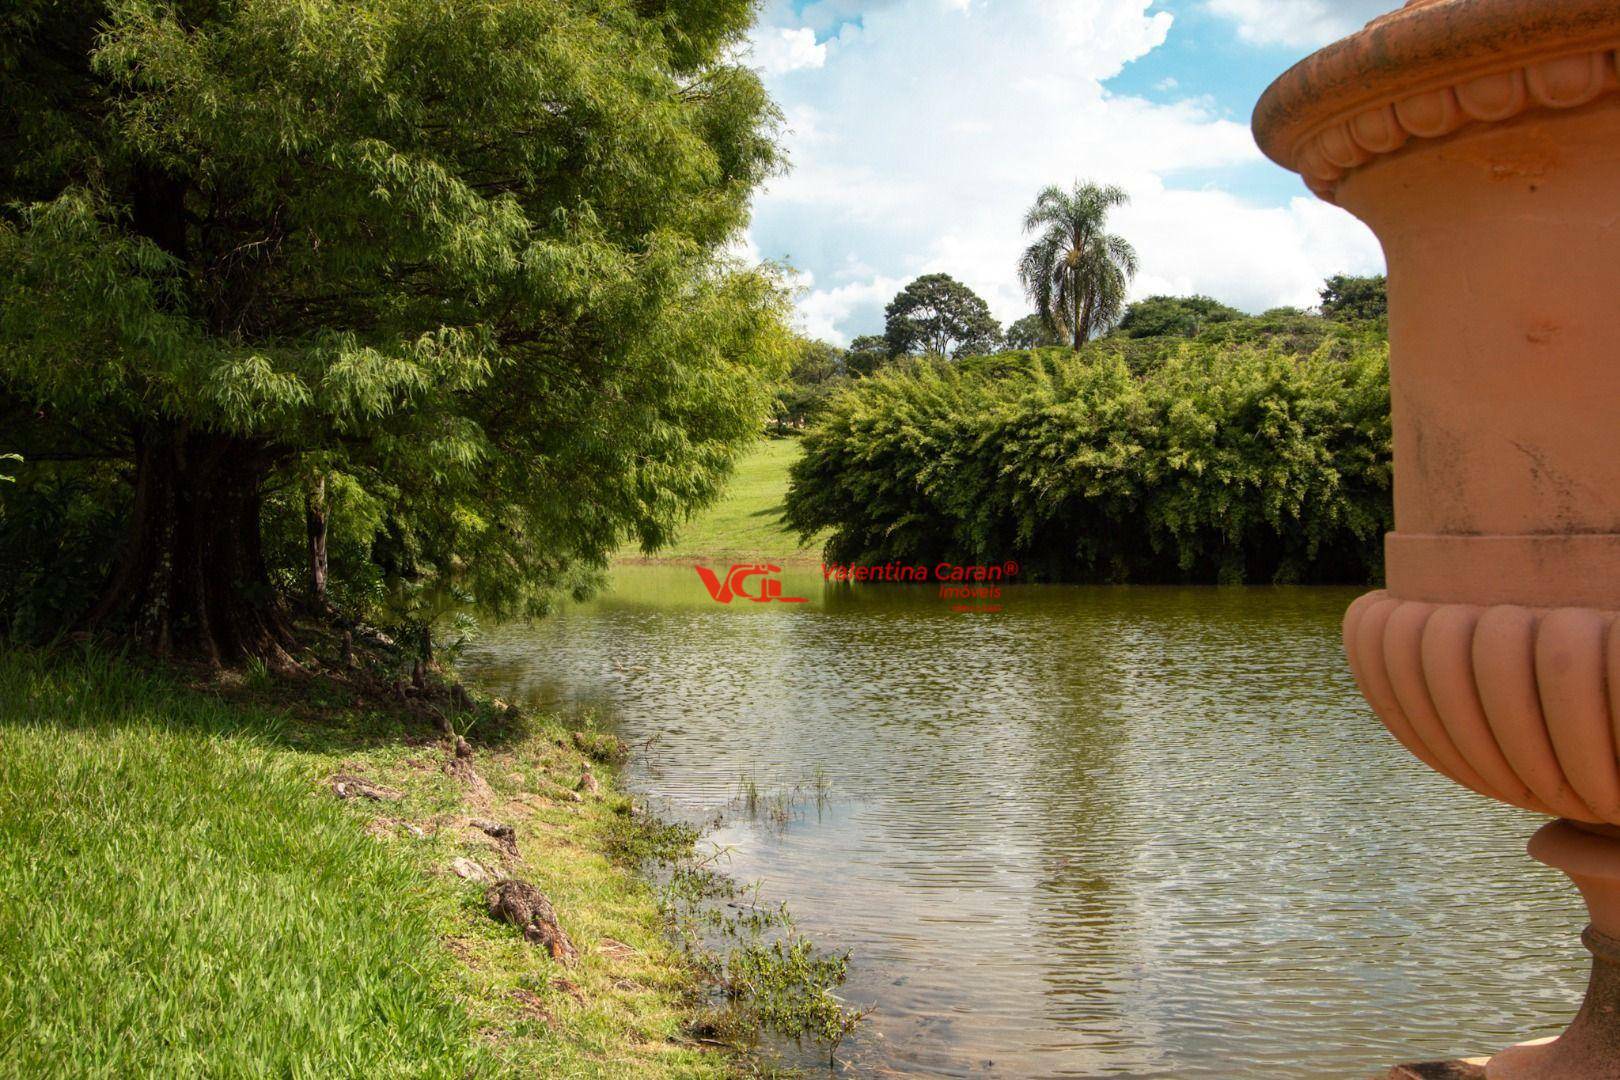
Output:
[{"xmin": 695, "ymin": 564, "xmax": 809, "ymax": 605}]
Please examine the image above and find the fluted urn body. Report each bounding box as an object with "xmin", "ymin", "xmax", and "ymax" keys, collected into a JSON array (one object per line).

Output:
[{"xmin": 1255, "ymin": 2, "xmax": 1620, "ymax": 1076}]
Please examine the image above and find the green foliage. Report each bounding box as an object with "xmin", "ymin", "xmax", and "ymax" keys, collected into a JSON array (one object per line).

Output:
[
  {"xmin": 1192, "ymin": 307, "xmax": 1377, "ymax": 357},
  {"xmin": 883, "ymin": 273, "xmax": 1002, "ymax": 359},
  {"xmin": 785, "ymin": 328, "xmax": 1393, "ymax": 585},
  {"xmin": 1320, "ymin": 274, "xmax": 1388, "ymax": 322},
  {"xmin": 771, "ymin": 338, "xmax": 849, "ymax": 431},
  {"xmin": 1074, "ymin": 303, "xmax": 1382, "ymax": 385},
  {"xmin": 0, "ymin": 0, "xmax": 792, "ymax": 646},
  {"xmin": 1005, "ymin": 313, "xmax": 1063, "ymax": 350},
  {"xmin": 262, "ymin": 466, "xmax": 389, "ymax": 613},
  {"xmin": 788, "ymin": 339, "xmax": 847, "ymax": 386},
  {"xmin": 1117, "ymin": 294, "xmax": 1242, "ymax": 339},
  {"xmin": 641, "ymin": 822, "xmax": 867, "ymax": 1068},
  {"xmin": 844, "ymin": 334, "xmax": 892, "ymax": 377},
  {"xmin": 616, "ymin": 438, "xmax": 823, "ymax": 563},
  {"xmin": 723, "ymin": 938, "xmax": 865, "ymax": 1063},
  {"xmin": 1018, "ymin": 181, "xmax": 1138, "ymax": 349},
  {"xmin": 0, "ymin": 466, "xmax": 128, "ymax": 641},
  {"xmin": 606, "ymin": 759, "xmax": 866, "ymax": 1067}
]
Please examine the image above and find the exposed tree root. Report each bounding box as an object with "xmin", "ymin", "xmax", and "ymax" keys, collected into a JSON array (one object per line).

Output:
[
  {"xmin": 486, "ymin": 879, "xmax": 578, "ymax": 966},
  {"xmin": 330, "ymin": 774, "xmax": 405, "ymax": 802}
]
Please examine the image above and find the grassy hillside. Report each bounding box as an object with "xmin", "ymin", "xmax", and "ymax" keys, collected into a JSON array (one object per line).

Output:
[
  {"xmin": 0, "ymin": 648, "xmax": 728, "ymax": 1079},
  {"xmin": 622, "ymin": 438, "xmax": 826, "ymax": 564}
]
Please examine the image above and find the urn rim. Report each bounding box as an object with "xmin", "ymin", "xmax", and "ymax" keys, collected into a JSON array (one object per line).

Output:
[{"xmin": 1252, "ymin": 0, "xmax": 1620, "ymax": 200}]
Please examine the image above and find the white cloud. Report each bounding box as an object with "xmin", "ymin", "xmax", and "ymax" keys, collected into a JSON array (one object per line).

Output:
[
  {"xmin": 791, "ymin": 272, "xmax": 907, "ymax": 344},
  {"xmin": 1117, "ymin": 184, "xmax": 1384, "ymax": 313},
  {"xmin": 746, "ymin": 27, "xmax": 829, "ymax": 76},
  {"xmin": 1203, "ymin": 0, "xmax": 1393, "ymax": 48},
  {"xmin": 747, "ymin": 0, "xmax": 1385, "ymax": 343}
]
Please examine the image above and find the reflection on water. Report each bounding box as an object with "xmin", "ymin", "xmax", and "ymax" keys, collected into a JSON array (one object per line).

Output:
[{"xmin": 464, "ymin": 564, "xmax": 1585, "ymax": 1079}]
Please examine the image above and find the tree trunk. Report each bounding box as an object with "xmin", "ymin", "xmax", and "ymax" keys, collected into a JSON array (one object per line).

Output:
[
  {"xmin": 87, "ymin": 426, "xmax": 299, "ymax": 669},
  {"xmin": 1076, "ymin": 287, "xmax": 1093, "ymax": 352},
  {"xmin": 305, "ymin": 472, "xmax": 330, "ymax": 610}
]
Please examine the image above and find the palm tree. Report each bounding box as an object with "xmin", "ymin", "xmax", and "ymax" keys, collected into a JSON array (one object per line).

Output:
[{"xmin": 1018, "ymin": 182, "xmax": 1139, "ymax": 350}]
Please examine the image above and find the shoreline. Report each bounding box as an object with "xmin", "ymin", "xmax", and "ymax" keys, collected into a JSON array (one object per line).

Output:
[
  {"xmin": 2, "ymin": 634, "xmax": 864, "ymax": 1076},
  {"xmin": 0, "ymin": 643, "xmax": 740, "ymax": 1077}
]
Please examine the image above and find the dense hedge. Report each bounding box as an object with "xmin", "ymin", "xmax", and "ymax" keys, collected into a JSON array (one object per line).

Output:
[{"xmin": 783, "ymin": 334, "xmax": 1392, "ymax": 585}]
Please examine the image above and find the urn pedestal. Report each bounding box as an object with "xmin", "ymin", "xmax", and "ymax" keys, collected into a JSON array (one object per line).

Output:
[{"xmin": 1254, "ymin": 2, "xmax": 1620, "ymax": 1077}]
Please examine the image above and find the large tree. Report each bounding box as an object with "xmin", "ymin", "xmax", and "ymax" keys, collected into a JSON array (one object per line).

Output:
[
  {"xmin": 1018, "ymin": 181, "xmax": 1139, "ymax": 350},
  {"xmin": 883, "ymin": 274, "xmax": 1001, "ymax": 359},
  {"xmin": 0, "ymin": 0, "xmax": 790, "ymax": 665}
]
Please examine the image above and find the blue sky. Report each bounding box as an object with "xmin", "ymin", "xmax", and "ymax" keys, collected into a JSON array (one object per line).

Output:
[{"xmin": 740, "ymin": 0, "xmax": 1393, "ymax": 343}]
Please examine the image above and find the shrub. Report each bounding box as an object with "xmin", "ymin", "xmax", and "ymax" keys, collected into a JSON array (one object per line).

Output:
[
  {"xmin": 784, "ymin": 333, "xmax": 1392, "ymax": 585},
  {"xmin": 0, "ymin": 465, "xmax": 128, "ymax": 642}
]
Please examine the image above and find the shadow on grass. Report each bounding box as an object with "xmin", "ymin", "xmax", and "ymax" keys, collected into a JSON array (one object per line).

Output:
[
  {"xmin": 0, "ymin": 639, "xmax": 543, "ymax": 759},
  {"xmin": 0, "ymin": 641, "xmax": 504, "ymax": 1078}
]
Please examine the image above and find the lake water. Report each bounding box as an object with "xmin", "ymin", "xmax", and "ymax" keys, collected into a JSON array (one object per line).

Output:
[{"xmin": 464, "ymin": 563, "xmax": 1586, "ymax": 1079}]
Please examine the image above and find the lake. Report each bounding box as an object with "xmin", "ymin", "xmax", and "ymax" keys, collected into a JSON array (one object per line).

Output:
[{"xmin": 463, "ymin": 563, "xmax": 1585, "ymax": 1078}]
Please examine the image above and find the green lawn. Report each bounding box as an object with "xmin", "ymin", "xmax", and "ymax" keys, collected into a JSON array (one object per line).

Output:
[
  {"xmin": 622, "ymin": 438, "xmax": 825, "ymax": 564},
  {"xmin": 0, "ymin": 648, "xmax": 728, "ymax": 1078}
]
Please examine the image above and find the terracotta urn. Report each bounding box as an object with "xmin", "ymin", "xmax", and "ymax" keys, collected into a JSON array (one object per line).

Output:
[{"xmin": 1254, "ymin": 1, "xmax": 1620, "ymax": 1076}]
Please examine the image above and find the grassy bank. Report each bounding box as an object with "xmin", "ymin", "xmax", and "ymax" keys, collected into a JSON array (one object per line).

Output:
[
  {"xmin": 620, "ymin": 439, "xmax": 825, "ymax": 565},
  {"xmin": 0, "ymin": 646, "xmax": 729, "ymax": 1078}
]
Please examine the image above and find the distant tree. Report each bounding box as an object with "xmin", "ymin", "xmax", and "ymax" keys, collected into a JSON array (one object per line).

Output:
[
  {"xmin": 773, "ymin": 338, "xmax": 849, "ymax": 431},
  {"xmin": 789, "ymin": 339, "xmax": 847, "ymax": 385},
  {"xmin": 1262, "ymin": 306, "xmax": 1307, "ymax": 319},
  {"xmin": 1005, "ymin": 314, "xmax": 1063, "ymax": 350},
  {"xmin": 884, "ymin": 274, "xmax": 1002, "ymax": 359},
  {"xmin": 1320, "ymin": 274, "xmax": 1388, "ymax": 321},
  {"xmin": 845, "ymin": 335, "xmax": 893, "ymax": 377},
  {"xmin": 1193, "ymin": 308, "xmax": 1354, "ymax": 357},
  {"xmin": 1018, "ymin": 181, "xmax": 1139, "ymax": 350},
  {"xmin": 1117, "ymin": 295, "xmax": 1241, "ymax": 339}
]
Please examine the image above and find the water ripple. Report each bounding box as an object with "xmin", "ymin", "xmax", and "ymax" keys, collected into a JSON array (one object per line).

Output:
[{"xmin": 465, "ymin": 567, "xmax": 1586, "ymax": 1079}]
